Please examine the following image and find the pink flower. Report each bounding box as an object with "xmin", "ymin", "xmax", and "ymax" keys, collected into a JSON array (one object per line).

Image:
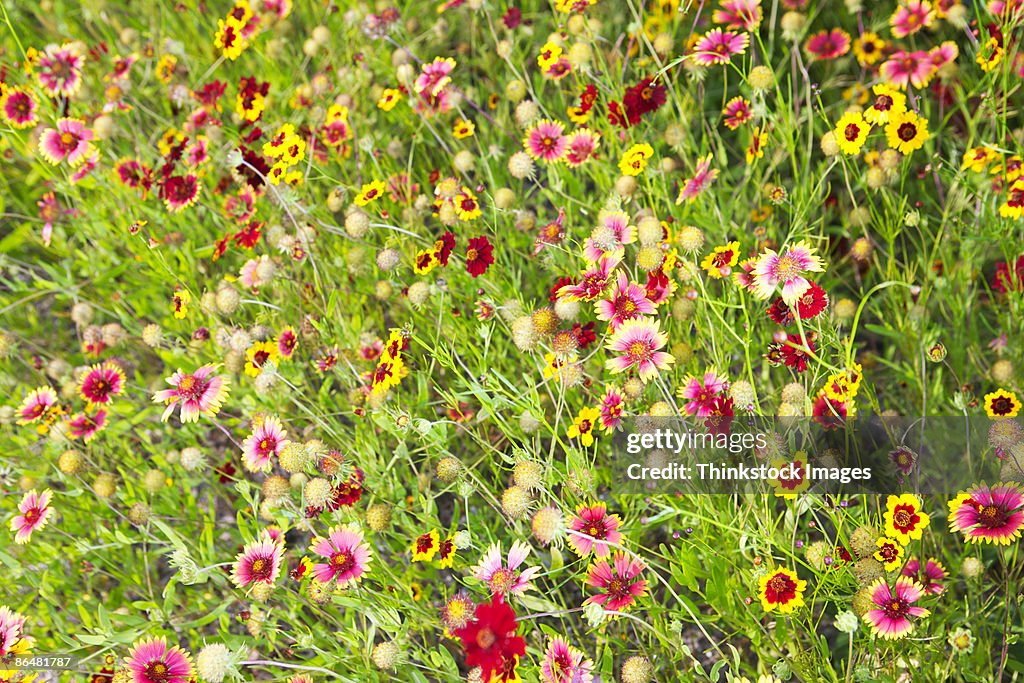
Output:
[
  {"xmin": 559, "ymin": 252, "xmax": 622, "ymax": 302},
  {"xmin": 472, "ymin": 541, "xmax": 541, "ymax": 596},
  {"xmin": 568, "ymin": 503, "xmax": 622, "ymax": 558},
  {"xmin": 0, "ymin": 607, "xmax": 26, "ymax": 658},
  {"xmin": 692, "ymin": 29, "xmax": 750, "ymax": 66},
  {"xmin": 67, "ymin": 409, "xmax": 107, "ymax": 442},
  {"xmin": 152, "ymin": 364, "xmax": 230, "ymax": 423},
  {"xmin": 16, "ymin": 386, "xmax": 60, "ymax": 426},
  {"xmin": 583, "ymin": 210, "xmax": 636, "ymax": 262},
  {"xmin": 0, "ymin": 88, "xmax": 38, "ymax": 128},
  {"xmin": 36, "ymin": 43, "xmax": 84, "ymax": 96},
  {"xmin": 232, "ymin": 534, "xmax": 285, "ymax": 588},
  {"xmin": 947, "ymin": 482, "xmax": 1024, "ymax": 545},
  {"xmin": 751, "ymin": 240, "xmax": 825, "ymax": 305},
  {"xmin": 604, "ymin": 317, "xmax": 674, "ymax": 383},
  {"xmin": 10, "ymin": 489, "xmax": 54, "ymax": 544},
  {"xmin": 540, "ymin": 636, "xmax": 594, "ymax": 683},
  {"xmin": 862, "ymin": 577, "xmax": 929, "ymax": 640},
  {"xmin": 890, "ymin": 0, "xmax": 935, "ymax": 38},
  {"xmin": 564, "ymin": 129, "xmax": 601, "ymax": 167},
  {"xmin": 161, "ymin": 174, "xmax": 201, "ymax": 212},
  {"xmin": 880, "ymin": 50, "xmax": 937, "ymax": 89},
  {"xmin": 712, "ymin": 0, "xmax": 763, "ymax": 31},
  {"xmin": 595, "ymin": 272, "xmax": 657, "ymax": 330},
  {"xmin": 676, "ymin": 153, "xmax": 720, "ymax": 204},
  {"xmin": 242, "ymin": 415, "xmax": 289, "ymax": 472},
  {"xmin": 680, "ymin": 371, "xmax": 729, "ymax": 416},
  {"xmin": 126, "ymin": 637, "xmax": 194, "ymax": 683},
  {"xmin": 805, "ymin": 29, "xmax": 851, "ymax": 61},
  {"xmin": 523, "ymin": 119, "xmax": 569, "ymax": 163},
  {"xmin": 414, "ymin": 57, "xmax": 456, "ymax": 97},
  {"xmin": 311, "ymin": 526, "xmax": 373, "ymax": 585},
  {"xmin": 79, "ymin": 362, "xmax": 126, "ymax": 405},
  {"xmin": 722, "ymin": 96, "xmax": 753, "ymax": 129},
  {"xmin": 584, "ymin": 551, "xmax": 647, "ymax": 611},
  {"xmin": 902, "ymin": 557, "xmax": 948, "ymax": 595},
  {"xmin": 39, "ymin": 118, "xmax": 95, "ymax": 166},
  {"xmin": 598, "ymin": 385, "xmax": 627, "ymax": 432}
]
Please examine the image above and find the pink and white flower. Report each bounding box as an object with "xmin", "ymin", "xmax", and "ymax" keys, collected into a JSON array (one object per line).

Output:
[
  {"xmin": 902, "ymin": 557, "xmax": 948, "ymax": 595},
  {"xmin": 39, "ymin": 118, "xmax": 95, "ymax": 166},
  {"xmin": 0, "ymin": 607, "xmax": 26, "ymax": 658},
  {"xmin": 125, "ymin": 637, "xmax": 194, "ymax": 683},
  {"xmin": 604, "ymin": 317, "xmax": 675, "ymax": 383},
  {"xmin": 15, "ymin": 386, "xmax": 60, "ymax": 426},
  {"xmin": 472, "ymin": 540, "xmax": 541, "ymax": 597},
  {"xmin": 595, "ymin": 272, "xmax": 657, "ymax": 330},
  {"xmin": 523, "ymin": 119, "xmax": 569, "ymax": 163},
  {"xmin": 559, "ymin": 252, "xmax": 622, "ymax": 302},
  {"xmin": 10, "ymin": 489, "xmax": 54, "ymax": 544},
  {"xmin": 584, "ymin": 551, "xmax": 647, "ymax": 611},
  {"xmin": 540, "ymin": 636, "xmax": 594, "ymax": 683},
  {"xmin": 563, "ymin": 129, "xmax": 601, "ymax": 167},
  {"xmin": 676, "ymin": 153, "xmax": 720, "ymax": 204},
  {"xmin": 862, "ymin": 577, "xmax": 929, "ymax": 640},
  {"xmin": 152, "ymin": 364, "xmax": 230, "ymax": 423},
  {"xmin": 79, "ymin": 361, "xmax": 126, "ymax": 405},
  {"xmin": 947, "ymin": 482, "xmax": 1024, "ymax": 545},
  {"xmin": 242, "ymin": 415, "xmax": 289, "ymax": 472},
  {"xmin": 568, "ymin": 503, "xmax": 622, "ymax": 558},
  {"xmin": 751, "ymin": 240, "xmax": 825, "ymax": 305},
  {"xmin": 692, "ymin": 29, "xmax": 750, "ymax": 66},
  {"xmin": 712, "ymin": 0, "xmax": 763, "ymax": 31},
  {"xmin": 583, "ymin": 211, "xmax": 637, "ymax": 262},
  {"xmin": 36, "ymin": 43, "xmax": 84, "ymax": 96},
  {"xmin": 311, "ymin": 526, "xmax": 373, "ymax": 585},
  {"xmin": 680, "ymin": 371, "xmax": 730, "ymax": 417},
  {"xmin": 232, "ymin": 534, "xmax": 285, "ymax": 588},
  {"xmin": 414, "ymin": 57, "xmax": 456, "ymax": 97}
]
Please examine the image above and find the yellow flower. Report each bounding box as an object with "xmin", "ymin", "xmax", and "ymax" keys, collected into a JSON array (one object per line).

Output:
[
  {"xmin": 354, "ymin": 180, "xmax": 386, "ymax": 206},
  {"xmin": 412, "ymin": 529, "xmax": 441, "ymax": 561},
  {"xmin": 567, "ymin": 406, "xmax": 600, "ymax": 447},
  {"xmin": 833, "ymin": 111, "xmax": 871, "ymax": 156},
  {"xmin": 873, "ymin": 536, "xmax": 905, "ymax": 570},
  {"xmin": 371, "ymin": 354, "xmax": 405, "ymax": 395},
  {"xmin": 883, "ymin": 493, "xmax": 930, "ymax": 544},
  {"xmin": 618, "ymin": 143, "xmax": 654, "ymax": 176},
  {"xmin": 998, "ymin": 179, "xmax": 1024, "ymax": 219},
  {"xmin": 885, "ymin": 110, "xmax": 929, "ymax": 155},
  {"xmin": 700, "ymin": 241, "xmax": 740, "ymax": 278},
  {"xmin": 378, "ymin": 88, "xmax": 402, "ymax": 111},
  {"xmin": 452, "ymin": 118, "xmax": 475, "ymax": 139},
  {"xmin": 214, "ymin": 17, "xmax": 248, "ymax": 61},
  {"xmin": 245, "ymin": 340, "xmax": 281, "ymax": 377},
  {"xmin": 757, "ymin": 567, "xmax": 806, "ymax": 614},
  {"xmin": 414, "ymin": 248, "xmax": 439, "ymax": 275},
  {"xmin": 172, "ymin": 290, "xmax": 190, "ymax": 319},
  {"xmin": 863, "ymin": 84, "xmax": 906, "ymax": 126},
  {"xmin": 961, "ymin": 146, "xmax": 998, "ymax": 172},
  {"xmin": 155, "ymin": 54, "xmax": 177, "ymax": 84},
  {"xmin": 853, "ymin": 32, "xmax": 887, "ymax": 66},
  {"xmin": 977, "ymin": 37, "xmax": 1003, "ymax": 72},
  {"xmin": 769, "ymin": 455, "xmax": 810, "ymax": 498},
  {"xmin": 745, "ymin": 127, "xmax": 768, "ymax": 164},
  {"xmin": 537, "ymin": 41, "xmax": 563, "ymax": 71},
  {"xmin": 984, "ymin": 388, "xmax": 1022, "ymax": 418}
]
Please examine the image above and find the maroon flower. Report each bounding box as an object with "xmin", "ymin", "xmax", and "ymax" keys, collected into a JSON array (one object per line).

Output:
[
  {"xmin": 453, "ymin": 596, "xmax": 526, "ymax": 682},
  {"xmin": 466, "ymin": 236, "xmax": 494, "ymax": 277},
  {"xmin": 436, "ymin": 231, "xmax": 456, "ymax": 266},
  {"xmin": 622, "ymin": 77, "xmax": 667, "ymax": 124}
]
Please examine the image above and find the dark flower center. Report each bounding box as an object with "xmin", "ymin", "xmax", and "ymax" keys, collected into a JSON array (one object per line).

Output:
[
  {"xmin": 898, "ymin": 122, "xmax": 918, "ymax": 142},
  {"xmin": 979, "ymin": 504, "xmax": 1008, "ymax": 528},
  {"xmin": 883, "ymin": 597, "xmax": 909, "ymax": 619},
  {"xmin": 144, "ymin": 660, "xmax": 170, "ymax": 683}
]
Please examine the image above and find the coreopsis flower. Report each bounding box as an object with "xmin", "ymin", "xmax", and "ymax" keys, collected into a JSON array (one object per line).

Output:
[
  {"xmin": 215, "ymin": 18, "xmax": 248, "ymax": 59},
  {"xmin": 537, "ymin": 41, "xmax": 563, "ymax": 70},
  {"xmin": 622, "ymin": 77, "xmax": 667, "ymax": 124},
  {"xmin": 0, "ymin": 87, "xmax": 38, "ymax": 128},
  {"xmin": 568, "ymin": 503, "xmax": 622, "ymax": 558},
  {"xmin": 984, "ymin": 389, "xmax": 1022, "ymax": 418},
  {"xmin": 437, "ymin": 536, "xmax": 457, "ymax": 569},
  {"xmin": 39, "ymin": 118, "xmax": 95, "ymax": 166},
  {"xmin": 472, "ymin": 541, "xmax": 541, "ymax": 596},
  {"xmin": 79, "ymin": 362, "xmax": 126, "ymax": 406},
  {"xmin": 874, "ymin": 537, "xmax": 905, "ymax": 570},
  {"xmin": 413, "ymin": 530, "xmax": 441, "ymax": 562},
  {"xmin": 311, "ymin": 526, "xmax": 372, "ymax": 585},
  {"xmin": 152, "ymin": 364, "xmax": 230, "ymax": 423},
  {"xmin": 523, "ymin": 119, "xmax": 568, "ymax": 163},
  {"xmin": 15, "ymin": 386, "xmax": 60, "ymax": 426},
  {"xmin": 701, "ymin": 241, "xmax": 740, "ymax": 278},
  {"xmin": 886, "ymin": 110, "xmax": 929, "ymax": 154},
  {"xmin": 679, "ymin": 372, "xmax": 728, "ymax": 416},
  {"xmin": 767, "ymin": 282, "xmax": 829, "ymax": 324},
  {"xmin": 890, "ymin": 0, "xmax": 935, "ymax": 38},
  {"xmin": 584, "ymin": 551, "xmax": 647, "ymax": 611},
  {"xmin": 232, "ymin": 534, "xmax": 284, "ymax": 588},
  {"xmin": 746, "ymin": 126, "xmax": 768, "ymax": 163},
  {"xmin": 244, "ymin": 340, "xmax": 280, "ymax": 377},
  {"xmin": 452, "ymin": 118, "xmax": 475, "ymax": 139},
  {"xmin": 10, "ymin": 489, "xmax": 54, "ymax": 544},
  {"xmin": 371, "ymin": 354, "xmax": 405, "ymax": 395},
  {"xmin": 242, "ymin": 415, "xmax": 289, "ymax": 472},
  {"xmin": 618, "ymin": 143, "xmax": 654, "ymax": 176},
  {"xmin": 567, "ymin": 406, "xmax": 600, "ymax": 447},
  {"xmin": 902, "ymin": 557, "xmax": 947, "ymax": 595},
  {"xmin": 465, "ymin": 236, "xmax": 494, "ymax": 277},
  {"xmin": 377, "ymin": 88, "xmax": 401, "ymax": 111},
  {"xmin": 751, "ymin": 241, "xmax": 825, "ymax": 305},
  {"xmin": 977, "ymin": 36, "xmax": 1004, "ymax": 73},
  {"xmin": 676, "ymin": 153, "xmax": 719, "ymax": 203},
  {"xmin": 604, "ymin": 317, "xmax": 674, "ymax": 382},
  {"xmin": 126, "ymin": 637, "xmax": 195, "ymax": 683},
  {"xmin": 354, "ymin": 180, "xmax": 386, "ymax": 206},
  {"xmin": 758, "ymin": 567, "xmax": 806, "ymax": 614},
  {"xmin": 0, "ymin": 607, "xmax": 26, "ymax": 658},
  {"xmin": 833, "ymin": 112, "xmax": 871, "ymax": 155},
  {"xmin": 947, "ymin": 482, "xmax": 1024, "ymax": 544},
  {"xmin": 692, "ymin": 29, "xmax": 749, "ymax": 66},
  {"xmin": 853, "ymin": 32, "xmax": 887, "ymax": 66},
  {"xmin": 171, "ymin": 289, "xmax": 190, "ymax": 319},
  {"xmin": 712, "ymin": 0, "xmax": 763, "ymax": 31},
  {"xmin": 884, "ymin": 493, "xmax": 931, "ymax": 544},
  {"xmin": 414, "ymin": 57, "xmax": 455, "ymax": 96},
  {"xmin": 805, "ymin": 29, "xmax": 851, "ymax": 61},
  {"xmin": 770, "ymin": 455, "xmax": 810, "ymax": 497},
  {"xmin": 453, "ymin": 596, "xmax": 526, "ymax": 683},
  {"xmin": 722, "ymin": 96, "xmax": 753, "ymax": 129},
  {"xmin": 540, "ymin": 636, "xmax": 594, "ymax": 683},
  {"xmin": 595, "ymin": 272, "xmax": 656, "ymax": 329},
  {"xmin": 1001, "ymin": 179, "xmax": 1024, "ymax": 219},
  {"xmin": 862, "ymin": 577, "xmax": 929, "ymax": 639},
  {"xmin": 36, "ymin": 43, "xmax": 84, "ymax": 96}
]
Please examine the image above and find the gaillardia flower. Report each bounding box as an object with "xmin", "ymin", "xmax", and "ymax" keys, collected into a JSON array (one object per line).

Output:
[
  {"xmin": 862, "ymin": 577, "xmax": 929, "ymax": 640},
  {"xmin": 947, "ymin": 482, "xmax": 1024, "ymax": 545},
  {"xmin": 152, "ymin": 364, "xmax": 230, "ymax": 423},
  {"xmin": 125, "ymin": 637, "xmax": 195, "ymax": 683},
  {"xmin": 604, "ymin": 317, "xmax": 674, "ymax": 383},
  {"xmin": 232, "ymin": 535, "xmax": 285, "ymax": 588},
  {"xmin": 10, "ymin": 489, "xmax": 55, "ymax": 544},
  {"xmin": 311, "ymin": 526, "xmax": 372, "ymax": 585}
]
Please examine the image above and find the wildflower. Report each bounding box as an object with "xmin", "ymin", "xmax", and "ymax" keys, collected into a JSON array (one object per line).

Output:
[
  {"xmin": 39, "ymin": 118, "xmax": 95, "ymax": 166},
  {"xmin": 0, "ymin": 88, "xmax": 38, "ymax": 128},
  {"xmin": 371, "ymin": 354, "xmax": 405, "ymax": 395},
  {"xmin": 36, "ymin": 43, "xmax": 84, "ymax": 96},
  {"xmin": 10, "ymin": 489, "xmax": 54, "ymax": 544},
  {"xmin": 692, "ymin": 29, "xmax": 749, "ymax": 66},
  {"xmin": 16, "ymin": 386, "xmax": 60, "ymax": 426},
  {"xmin": 242, "ymin": 415, "xmax": 289, "ymax": 472},
  {"xmin": 901, "ymin": 557, "xmax": 947, "ymax": 595},
  {"xmin": 722, "ymin": 96, "xmax": 753, "ymax": 129},
  {"xmin": 465, "ymin": 236, "xmax": 494, "ymax": 277},
  {"xmin": 79, "ymin": 362, "xmax": 126, "ymax": 406},
  {"xmin": 834, "ymin": 112, "xmax": 871, "ymax": 155},
  {"xmin": 757, "ymin": 567, "xmax": 806, "ymax": 613},
  {"xmin": 770, "ymin": 455, "xmax": 810, "ymax": 497},
  {"xmin": 595, "ymin": 272, "xmax": 656, "ymax": 329},
  {"xmin": 805, "ymin": 29, "xmax": 851, "ymax": 61},
  {"xmin": 853, "ymin": 32, "xmax": 887, "ymax": 66},
  {"xmin": 437, "ymin": 536, "xmax": 457, "ymax": 568},
  {"xmin": 863, "ymin": 85, "xmax": 907, "ymax": 126},
  {"xmin": 701, "ymin": 241, "xmax": 740, "ymax": 278},
  {"xmin": 977, "ymin": 36, "xmax": 1004, "ymax": 73},
  {"xmin": 415, "ymin": 57, "xmax": 456, "ymax": 96},
  {"xmin": 1001, "ymin": 179, "xmax": 1024, "ymax": 219},
  {"xmin": 885, "ymin": 110, "xmax": 929, "ymax": 154},
  {"xmin": 604, "ymin": 317, "xmax": 674, "ymax": 382},
  {"xmin": 559, "ymin": 252, "xmax": 621, "ymax": 301},
  {"xmin": 0, "ymin": 607, "xmax": 26, "ymax": 658},
  {"xmin": 232, "ymin": 535, "xmax": 284, "ymax": 588},
  {"xmin": 354, "ymin": 180, "xmax": 386, "ymax": 206},
  {"xmin": 676, "ymin": 153, "xmax": 720, "ymax": 204},
  {"xmin": 442, "ymin": 592, "xmax": 476, "ymax": 631},
  {"xmin": 452, "ymin": 118, "xmax": 475, "ymax": 139},
  {"xmin": 152, "ymin": 364, "xmax": 230, "ymax": 423},
  {"xmin": 568, "ymin": 503, "xmax": 622, "ymax": 558},
  {"xmin": 67, "ymin": 409, "xmax": 107, "ymax": 442},
  {"xmin": 746, "ymin": 126, "xmax": 768, "ymax": 163},
  {"xmin": 862, "ymin": 577, "xmax": 929, "ymax": 639},
  {"xmin": 947, "ymin": 482, "xmax": 1024, "ymax": 544},
  {"xmin": 455, "ymin": 190, "xmax": 482, "ymax": 220},
  {"xmin": 523, "ymin": 119, "xmax": 568, "ymax": 163},
  {"xmin": 171, "ymin": 289, "xmax": 190, "ymax": 319},
  {"xmin": 874, "ymin": 537, "xmax": 905, "ymax": 570},
  {"xmin": 618, "ymin": 143, "xmax": 654, "ymax": 176},
  {"xmin": 890, "ymin": 0, "xmax": 934, "ymax": 38},
  {"xmin": 679, "ymin": 372, "xmax": 728, "ymax": 417},
  {"xmin": 277, "ymin": 327, "xmax": 298, "ymax": 359},
  {"xmin": 984, "ymin": 389, "xmax": 1022, "ymax": 418},
  {"xmin": 712, "ymin": 0, "xmax": 763, "ymax": 31},
  {"xmin": 584, "ymin": 551, "xmax": 647, "ymax": 611},
  {"xmin": 567, "ymin": 406, "xmax": 600, "ymax": 447},
  {"xmin": 948, "ymin": 627, "xmax": 975, "ymax": 654},
  {"xmin": 598, "ymin": 386, "xmax": 627, "ymax": 432},
  {"xmin": 884, "ymin": 493, "xmax": 930, "ymax": 545},
  {"xmin": 541, "ymin": 637, "xmax": 594, "ymax": 683},
  {"xmin": 537, "ymin": 41, "xmax": 563, "ymax": 70},
  {"xmin": 126, "ymin": 637, "xmax": 195, "ymax": 683},
  {"xmin": 413, "ymin": 529, "xmax": 441, "ymax": 561},
  {"xmin": 161, "ymin": 174, "xmax": 201, "ymax": 213},
  {"xmin": 453, "ymin": 596, "xmax": 526, "ymax": 683},
  {"xmin": 472, "ymin": 541, "xmax": 541, "ymax": 596},
  {"xmin": 880, "ymin": 50, "xmax": 937, "ymax": 89},
  {"xmin": 378, "ymin": 88, "xmax": 402, "ymax": 110},
  {"xmin": 311, "ymin": 526, "xmax": 372, "ymax": 585},
  {"xmin": 751, "ymin": 241, "xmax": 825, "ymax": 305},
  {"xmin": 564, "ymin": 129, "xmax": 601, "ymax": 167}
]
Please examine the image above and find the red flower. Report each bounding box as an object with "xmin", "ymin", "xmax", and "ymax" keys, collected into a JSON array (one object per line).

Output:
[
  {"xmin": 992, "ymin": 255, "xmax": 1024, "ymax": 294},
  {"xmin": 436, "ymin": 231, "xmax": 456, "ymax": 266},
  {"xmin": 579, "ymin": 84, "xmax": 598, "ymax": 113},
  {"xmin": 454, "ymin": 596, "xmax": 526, "ymax": 683},
  {"xmin": 767, "ymin": 281, "xmax": 829, "ymax": 324},
  {"xmin": 607, "ymin": 100, "xmax": 628, "ymax": 128},
  {"xmin": 466, "ymin": 236, "xmax": 494, "ymax": 277},
  {"xmin": 766, "ymin": 333, "xmax": 816, "ymax": 373},
  {"xmin": 571, "ymin": 321, "xmax": 596, "ymax": 349},
  {"xmin": 622, "ymin": 77, "xmax": 667, "ymax": 124}
]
